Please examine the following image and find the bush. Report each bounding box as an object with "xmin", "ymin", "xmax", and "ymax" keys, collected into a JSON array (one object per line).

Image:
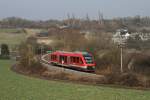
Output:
[
  {"xmin": 95, "ymin": 48, "xmax": 121, "ymax": 74},
  {"xmin": 130, "ymin": 53, "xmax": 150, "ymax": 76},
  {"xmin": 0, "ymin": 44, "xmax": 10, "ymax": 59},
  {"xmin": 29, "ymin": 61, "xmax": 44, "ymax": 73},
  {"xmin": 118, "ymin": 73, "xmax": 141, "ymax": 87},
  {"xmin": 105, "ymin": 73, "xmax": 142, "ymax": 87}
]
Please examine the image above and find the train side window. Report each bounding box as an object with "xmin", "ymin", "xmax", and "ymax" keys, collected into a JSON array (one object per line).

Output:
[
  {"xmin": 75, "ymin": 57, "xmax": 77, "ymax": 63},
  {"xmin": 73, "ymin": 57, "xmax": 75, "ymax": 63},
  {"xmin": 71, "ymin": 56, "xmax": 75, "ymax": 63},
  {"xmin": 51, "ymin": 55, "xmax": 54, "ymax": 60},
  {"xmin": 54, "ymin": 55, "xmax": 57, "ymax": 60},
  {"xmin": 51, "ymin": 55, "xmax": 52, "ymax": 59},
  {"xmin": 77, "ymin": 57, "xmax": 79, "ymax": 63},
  {"xmin": 56, "ymin": 55, "xmax": 57, "ymax": 60},
  {"xmin": 70, "ymin": 57, "xmax": 72, "ymax": 62},
  {"xmin": 71, "ymin": 57, "xmax": 73, "ymax": 63},
  {"xmin": 70, "ymin": 57, "xmax": 81, "ymax": 64},
  {"xmin": 70, "ymin": 57, "xmax": 73, "ymax": 63},
  {"xmin": 51, "ymin": 55, "xmax": 57, "ymax": 60},
  {"xmin": 59, "ymin": 56, "xmax": 63, "ymax": 62}
]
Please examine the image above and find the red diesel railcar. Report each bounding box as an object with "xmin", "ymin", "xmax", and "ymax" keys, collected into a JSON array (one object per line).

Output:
[{"xmin": 49, "ymin": 51, "xmax": 95, "ymax": 71}]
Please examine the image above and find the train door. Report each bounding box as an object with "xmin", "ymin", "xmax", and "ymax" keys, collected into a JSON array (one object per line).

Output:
[{"xmin": 59, "ymin": 55, "xmax": 68, "ymax": 64}]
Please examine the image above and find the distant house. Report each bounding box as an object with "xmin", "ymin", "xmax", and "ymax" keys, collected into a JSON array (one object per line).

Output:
[
  {"xmin": 139, "ymin": 33, "xmax": 150, "ymax": 41},
  {"xmin": 129, "ymin": 32, "xmax": 150, "ymax": 41},
  {"xmin": 58, "ymin": 25, "xmax": 70, "ymax": 29},
  {"xmin": 36, "ymin": 37, "xmax": 53, "ymax": 45},
  {"xmin": 35, "ymin": 31, "xmax": 53, "ymax": 45},
  {"xmin": 36, "ymin": 32, "xmax": 49, "ymax": 37},
  {"xmin": 112, "ymin": 29, "xmax": 130, "ymax": 44},
  {"xmin": 48, "ymin": 26, "xmax": 60, "ymax": 36},
  {"xmin": 112, "ymin": 29, "xmax": 150, "ymax": 45}
]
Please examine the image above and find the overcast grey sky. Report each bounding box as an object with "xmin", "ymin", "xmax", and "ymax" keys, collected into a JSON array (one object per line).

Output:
[{"xmin": 0, "ymin": 0, "xmax": 149, "ymax": 20}]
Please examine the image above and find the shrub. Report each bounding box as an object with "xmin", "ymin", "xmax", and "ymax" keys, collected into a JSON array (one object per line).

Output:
[
  {"xmin": 105, "ymin": 73, "xmax": 142, "ymax": 87},
  {"xmin": 0, "ymin": 44, "xmax": 10, "ymax": 59},
  {"xmin": 131, "ymin": 53, "xmax": 150, "ymax": 76},
  {"xmin": 18, "ymin": 42, "xmax": 44, "ymax": 74},
  {"xmin": 95, "ymin": 48, "xmax": 121, "ymax": 74}
]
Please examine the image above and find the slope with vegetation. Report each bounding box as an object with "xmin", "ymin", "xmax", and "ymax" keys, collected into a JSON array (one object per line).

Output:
[{"xmin": 0, "ymin": 59, "xmax": 150, "ymax": 100}]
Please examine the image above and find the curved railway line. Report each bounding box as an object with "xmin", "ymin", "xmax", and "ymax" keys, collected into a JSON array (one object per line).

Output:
[{"xmin": 41, "ymin": 54, "xmax": 105, "ymax": 79}]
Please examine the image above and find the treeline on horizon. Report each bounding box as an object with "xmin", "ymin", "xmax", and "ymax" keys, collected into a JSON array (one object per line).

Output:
[{"xmin": 1, "ymin": 16, "xmax": 150, "ymax": 32}]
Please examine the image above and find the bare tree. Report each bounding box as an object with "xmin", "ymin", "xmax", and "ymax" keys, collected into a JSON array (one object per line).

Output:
[{"xmin": 98, "ymin": 11, "xmax": 104, "ymax": 25}]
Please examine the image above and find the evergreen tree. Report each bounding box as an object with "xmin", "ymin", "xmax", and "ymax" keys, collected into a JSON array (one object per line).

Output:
[{"xmin": 0, "ymin": 44, "xmax": 10, "ymax": 59}]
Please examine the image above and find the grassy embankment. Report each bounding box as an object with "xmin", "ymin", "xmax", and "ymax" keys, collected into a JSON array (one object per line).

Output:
[
  {"xmin": 0, "ymin": 28, "xmax": 44, "ymax": 47},
  {"xmin": 0, "ymin": 60, "xmax": 150, "ymax": 100},
  {"xmin": 0, "ymin": 29, "xmax": 26, "ymax": 47}
]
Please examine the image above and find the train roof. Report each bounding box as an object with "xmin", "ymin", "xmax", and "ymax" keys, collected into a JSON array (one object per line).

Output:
[{"xmin": 52, "ymin": 51, "xmax": 91, "ymax": 55}]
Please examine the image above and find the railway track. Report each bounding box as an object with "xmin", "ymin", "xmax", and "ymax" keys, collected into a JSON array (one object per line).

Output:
[{"xmin": 41, "ymin": 54, "xmax": 105, "ymax": 79}]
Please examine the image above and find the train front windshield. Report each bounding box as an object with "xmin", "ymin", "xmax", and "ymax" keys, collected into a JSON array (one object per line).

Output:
[{"xmin": 83, "ymin": 54, "xmax": 94, "ymax": 64}]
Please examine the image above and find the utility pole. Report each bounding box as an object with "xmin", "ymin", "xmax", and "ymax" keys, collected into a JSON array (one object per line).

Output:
[
  {"xmin": 118, "ymin": 42, "xmax": 124, "ymax": 73},
  {"xmin": 119, "ymin": 35, "xmax": 126, "ymax": 73},
  {"xmin": 120, "ymin": 46, "xmax": 123, "ymax": 73},
  {"xmin": 117, "ymin": 29, "xmax": 127, "ymax": 73}
]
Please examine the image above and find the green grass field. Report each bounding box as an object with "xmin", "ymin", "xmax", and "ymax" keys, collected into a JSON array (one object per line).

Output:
[
  {"xmin": 0, "ymin": 60, "xmax": 150, "ymax": 100},
  {"xmin": 0, "ymin": 28, "xmax": 45, "ymax": 47},
  {"xmin": 0, "ymin": 29, "xmax": 22, "ymax": 33},
  {"xmin": 0, "ymin": 32, "xmax": 26, "ymax": 46}
]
